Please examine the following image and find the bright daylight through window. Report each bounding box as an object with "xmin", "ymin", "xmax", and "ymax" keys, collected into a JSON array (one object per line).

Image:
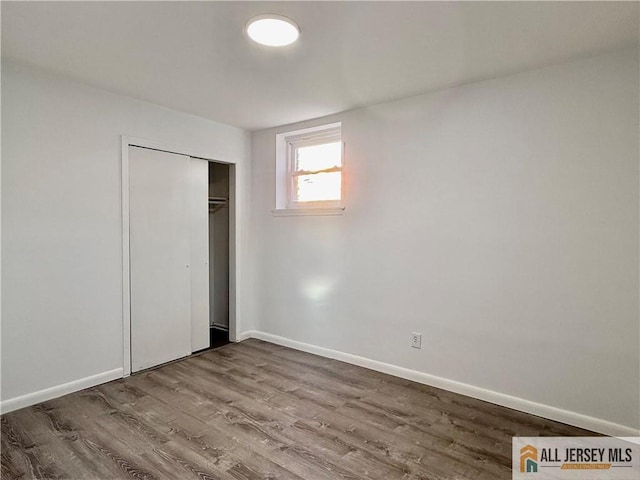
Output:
[
  {"xmin": 274, "ymin": 123, "xmax": 344, "ymax": 215},
  {"xmin": 293, "ymin": 141, "xmax": 341, "ymax": 202}
]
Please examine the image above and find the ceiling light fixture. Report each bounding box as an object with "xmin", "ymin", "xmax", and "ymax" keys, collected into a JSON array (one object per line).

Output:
[{"xmin": 246, "ymin": 14, "xmax": 300, "ymax": 47}]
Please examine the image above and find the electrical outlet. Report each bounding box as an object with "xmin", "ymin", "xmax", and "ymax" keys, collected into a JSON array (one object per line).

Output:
[{"xmin": 411, "ymin": 332, "xmax": 422, "ymax": 349}]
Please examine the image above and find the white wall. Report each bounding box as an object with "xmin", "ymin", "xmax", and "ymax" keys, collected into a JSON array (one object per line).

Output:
[
  {"xmin": 1, "ymin": 61, "xmax": 251, "ymax": 407},
  {"xmin": 250, "ymin": 49, "xmax": 639, "ymax": 432}
]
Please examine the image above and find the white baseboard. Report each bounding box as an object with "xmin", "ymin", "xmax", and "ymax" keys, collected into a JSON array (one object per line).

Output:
[
  {"xmin": 0, "ymin": 368, "xmax": 123, "ymax": 415},
  {"xmin": 242, "ymin": 330, "xmax": 639, "ymax": 438},
  {"xmin": 236, "ymin": 330, "xmax": 253, "ymax": 342}
]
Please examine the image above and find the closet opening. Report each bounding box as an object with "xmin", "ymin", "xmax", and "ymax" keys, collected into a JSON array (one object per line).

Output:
[{"xmin": 207, "ymin": 161, "xmax": 230, "ymax": 350}]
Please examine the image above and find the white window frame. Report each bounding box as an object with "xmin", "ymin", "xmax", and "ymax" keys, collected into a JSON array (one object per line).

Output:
[{"xmin": 273, "ymin": 122, "xmax": 345, "ymax": 216}]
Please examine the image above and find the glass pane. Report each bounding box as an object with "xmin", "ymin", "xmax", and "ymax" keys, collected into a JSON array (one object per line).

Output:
[
  {"xmin": 294, "ymin": 172, "xmax": 341, "ymax": 202},
  {"xmin": 295, "ymin": 141, "xmax": 341, "ymax": 172}
]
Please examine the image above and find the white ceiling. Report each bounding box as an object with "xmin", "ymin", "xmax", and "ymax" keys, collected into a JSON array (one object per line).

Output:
[{"xmin": 2, "ymin": 1, "xmax": 638, "ymax": 131}]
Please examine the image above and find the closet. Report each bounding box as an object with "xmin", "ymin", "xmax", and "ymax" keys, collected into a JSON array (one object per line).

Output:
[
  {"xmin": 128, "ymin": 146, "xmax": 230, "ymax": 373},
  {"xmin": 208, "ymin": 163, "xmax": 230, "ymax": 347}
]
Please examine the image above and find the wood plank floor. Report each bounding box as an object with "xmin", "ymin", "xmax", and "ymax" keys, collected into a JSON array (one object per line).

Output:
[{"xmin": 2, "ymin": 339, "xmax": 593, "ymax": 480}]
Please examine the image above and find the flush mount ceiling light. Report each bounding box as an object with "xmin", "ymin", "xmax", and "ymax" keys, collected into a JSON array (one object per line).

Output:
[{"xmin": 246, "ymin": 14, "xmax": 300, "ymax": 47}]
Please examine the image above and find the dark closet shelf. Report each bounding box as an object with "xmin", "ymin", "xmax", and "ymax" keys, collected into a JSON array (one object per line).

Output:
[{"xmin": 208, "ymin": 196, "xmax": 228, "ymax": 213}]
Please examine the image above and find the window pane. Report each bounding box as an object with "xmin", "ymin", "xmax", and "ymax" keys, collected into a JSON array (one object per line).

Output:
[
  {"xmin": 295, "ymin": 141, "xmax": 341, "ymax": 172},
  {"xmin": 294, "ymin": 172, "xmax": 341, "ymax": 202}
]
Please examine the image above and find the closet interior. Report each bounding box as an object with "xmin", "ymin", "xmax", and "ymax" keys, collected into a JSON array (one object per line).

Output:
[{"xmin": 208, "ymin": 162, "xmax": 230, "ymax": 349}]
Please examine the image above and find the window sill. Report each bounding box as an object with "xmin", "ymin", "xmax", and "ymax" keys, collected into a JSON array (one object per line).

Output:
[{"xmin": 271, "ymin": 207, "xmax": 345, "ymax": 217}]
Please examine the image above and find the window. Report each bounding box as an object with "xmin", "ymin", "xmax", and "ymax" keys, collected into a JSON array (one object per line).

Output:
[{"xmin": 274, "ymin": 122, "xmax": 344, "ymax": 216}]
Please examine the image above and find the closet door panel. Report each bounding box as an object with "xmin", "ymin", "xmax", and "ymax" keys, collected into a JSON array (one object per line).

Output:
[
  {"xmin": 129, "ymin": 146, "xmax": 192, "ymax": 372},
  {"xmin": 189, "ymin": 158, "xmax": 210, "ymax": 352}
]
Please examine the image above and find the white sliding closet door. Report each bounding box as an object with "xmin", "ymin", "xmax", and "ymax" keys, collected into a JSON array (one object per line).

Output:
[
  {"xmin": 189, "ymin": 158, "xmax": 210, "ymax": 352},
  {"xmin": 129, "ymin": 146, "xmax": 192, "ymax": 372}
]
